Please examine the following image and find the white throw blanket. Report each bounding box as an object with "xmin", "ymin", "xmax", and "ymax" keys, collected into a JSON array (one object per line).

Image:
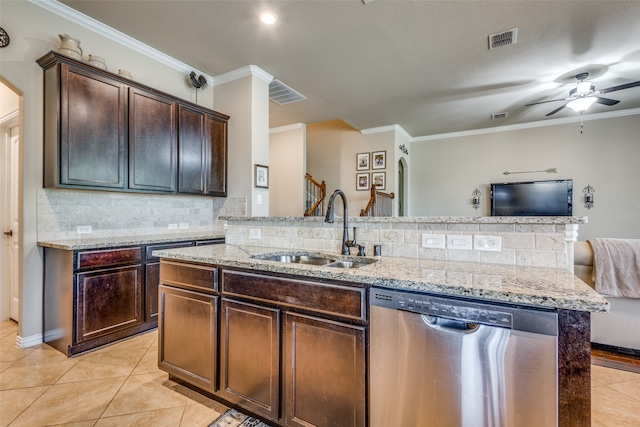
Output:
[{"xmin": 588, "ymin": 238, "xmax": 640, "ymax": 298}]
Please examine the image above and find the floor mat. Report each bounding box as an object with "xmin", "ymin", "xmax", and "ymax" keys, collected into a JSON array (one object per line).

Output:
[{"xmin": 208, "ymin": 408, "xmax": 271, "ymax": 427}]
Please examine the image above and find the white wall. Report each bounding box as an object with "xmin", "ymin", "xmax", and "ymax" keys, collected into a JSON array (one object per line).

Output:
[
  {"xmin": 270, "ymin": 124, "xmax": 306, "ymax": 216},
  {"xmin": 409, "ymin": 113, "xmax": 640, "ymax": 240}
]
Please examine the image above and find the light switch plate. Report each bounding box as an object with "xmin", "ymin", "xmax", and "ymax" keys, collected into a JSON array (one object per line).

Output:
[
  {"xmin": 446, "ymin": 234, "xmax": 472, "ymax": 250},
  {"xmin": 474, "ymin": 235, "xmax": 502, "ymax": 252},
  {"xmin": 422, "ymin": 233, "xmax": 445, "ymax": 249},
  {"xmin": 168, "ymin": 223, "xmax": 178, "ymax": 230},
  {"xmin": 179, "ymin": 223, "xmax": 189, "ymax": 230},
  {"xmin": 249, "ymin": 228, "xmax": 262, "ymax": 239}
]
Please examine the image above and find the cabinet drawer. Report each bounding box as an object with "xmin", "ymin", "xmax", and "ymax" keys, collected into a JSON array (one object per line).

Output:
[
  {"xmin": 76, "ymin": 247, "xmax": 142, "ymax": 270},
  {"xmin": 160, "ymin": 260, "xmax": 217, "ymax": 293},
  {"xmin": 222, "ymin": 270, "xmax": 366, "ymax": 322},
  {"xmin": 145, "ymin": 242, "xmax": 193, "ymax": 262}
]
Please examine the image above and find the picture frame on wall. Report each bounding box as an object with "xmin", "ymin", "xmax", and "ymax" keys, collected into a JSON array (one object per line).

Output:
[
  {"xmin": 254, "ymin": 164, "xmax": 269, "ymax": 188},
  {"xmin": 372, "ymin": 151, "xmax": 386, "ymax": 169},
  {"xmin": 356, "ymin": 152, "xmax": 370, "ymax": 170},
  {"xmin": 372, "ymin": 172, "xmax": 386, "ymax": 190},
  {"xmin": 356, "ymin": 173, "xmax": 369, "ymax": 191}
]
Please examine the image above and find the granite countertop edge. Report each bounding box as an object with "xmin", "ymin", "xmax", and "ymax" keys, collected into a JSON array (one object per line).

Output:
[
  {"xmin": 37, "ymin": 232, "xmax": 226, "ymax": 250},
  {"xmin": 153, "ymin": 244, "xmax": 609, "ymax": 313},
  {"xmin": 219, "ymin": 215, "xmax": 588, "ymax": 224}
]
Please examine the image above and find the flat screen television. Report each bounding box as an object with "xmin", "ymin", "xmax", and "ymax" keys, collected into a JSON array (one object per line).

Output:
[{"xmin": 490, "ymin": 179, "xmax": 573, "ymax": 216}]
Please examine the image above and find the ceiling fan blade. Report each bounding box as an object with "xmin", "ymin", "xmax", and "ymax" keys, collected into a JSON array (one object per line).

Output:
[
  {"xmin": 545, "ymin": 104, "xmax": 567, "ymax": 116},
  {"xmin": 525, "ymin": 98, "xmax": 568, "ymax": 107},
  {"xmin": 595, "ymin": 97, "xmax": 620, "ymax": 106},
  {"xmin": 598, "ymin": 80, "xmax": 640, "ymax": 94}
]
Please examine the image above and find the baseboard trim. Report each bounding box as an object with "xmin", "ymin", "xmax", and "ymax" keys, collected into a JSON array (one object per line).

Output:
[{"xmin": 16, "ymin": 333, "xmax": 44, "ymax": 348}]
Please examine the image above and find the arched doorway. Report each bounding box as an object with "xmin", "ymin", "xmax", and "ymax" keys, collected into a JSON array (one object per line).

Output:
[
  {"xmin": 0, "ymin": 80, "xmax": 21, "ymax": 322},
  {"xmin": 398, "ymin": 157, "xmax": 408, "ymax": 216}
]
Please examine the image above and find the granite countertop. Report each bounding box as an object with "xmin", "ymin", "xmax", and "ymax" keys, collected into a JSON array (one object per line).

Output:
[
  {"xmin": 153, "ymin": 244, "xmax": 609, "ymax": 313},
  {"xmin": 220, "ymin": 215, "xmax": 588, "ymax": 224},
  {"xmin": 37, "ymin": 232, "xmax": 225, "ymax": 250}
]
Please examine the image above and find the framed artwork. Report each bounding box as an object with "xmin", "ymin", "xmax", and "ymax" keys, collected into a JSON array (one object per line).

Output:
[
  {"xmin": 254, "ymin": 164, "xmax": 269, "ymax": 188},
  {"xmin": 356, "ymin": 173, "xmax": 369, "ymax": 191},
  {"xmin": 372, "ymin": 172, "xmax": 386, "ymax": 190},
  {"xmin": 372, "ymin": 150, "xmax": 386, "ymax": 169},
  {"xmin": 356, "ymin": 152, "xmax": 370, "ymax": 170}
]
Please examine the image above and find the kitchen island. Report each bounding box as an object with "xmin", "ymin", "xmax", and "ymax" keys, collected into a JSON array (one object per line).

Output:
[{"xmin": 154, "ymin": 242, "xmax": 608, "ymax": 427}]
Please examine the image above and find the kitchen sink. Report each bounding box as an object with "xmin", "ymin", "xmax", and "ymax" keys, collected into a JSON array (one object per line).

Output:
[
  {"xmin": 252, "ymin": 252, "xmax": 376, "ymax": 269},
  {"xmin": 256, "ymin": 254, "xmax": 336, "ymax": 266}
]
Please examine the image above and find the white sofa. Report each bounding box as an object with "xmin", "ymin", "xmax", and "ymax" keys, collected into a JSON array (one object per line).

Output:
[{"xmin": 574, "ymin": 241, "xmax": 640, "ymax": 351}]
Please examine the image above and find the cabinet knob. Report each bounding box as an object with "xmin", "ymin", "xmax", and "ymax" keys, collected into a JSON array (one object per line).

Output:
[{"xmin": 3, "ymin": 230, "xmax": 12, "ymax": 236}]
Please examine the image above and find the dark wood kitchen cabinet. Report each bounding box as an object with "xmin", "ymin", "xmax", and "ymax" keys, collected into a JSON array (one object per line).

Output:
[
  {"xmin": 219, "ymin": 298, "xmax": 280, "ymax": 422},
  {"xmin": 37, "ymin": 50, "xmax": 228, "ymax": 197},
  {"xmin": 129, "ymin": 88, "xmax": 177, "ymax": 192},
  {"xmin": 43, "ymin": 237, "xmax": 223, "ymax": 356},
  {"xmin": 219, "ymin": 269, "xmax": 367, "ymax": 427},
  {"xmin": 158, "ymin": 260, "xmax": 218, "ymax": 393},
  {"xmin": 41, "ymin": 58, "xmax": 127, "ymax": 190},
  {"xmin": 178, "ymin": 105, "xmax": 228, "ymax": 196}
]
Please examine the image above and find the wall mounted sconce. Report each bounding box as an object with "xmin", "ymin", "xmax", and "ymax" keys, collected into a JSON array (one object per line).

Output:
[
  {"xmin": 583, "ymin": 185, "xmax": 595, "ymax": 209},
  {"xmin": 399, "ymin": 144, "xmax": 409, "ymax": 155},
  {"xmin": 472, "ymin": 189, "xmax": 481, "ymax": 210}
]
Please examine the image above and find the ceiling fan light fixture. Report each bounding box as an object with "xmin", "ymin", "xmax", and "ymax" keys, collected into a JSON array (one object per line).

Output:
[
  {"xmin": 567, "ymin": 97, "xmax": 597, "ymax": 113},
  {"xmin": 576, "ymin": 81, "xmax": 593, "ymax": 94}
]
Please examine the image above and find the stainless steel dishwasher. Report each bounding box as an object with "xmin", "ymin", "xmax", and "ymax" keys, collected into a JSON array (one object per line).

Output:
[{"xmin": 370, "ymin": 288, "xmax": 558, "ymax": 427}]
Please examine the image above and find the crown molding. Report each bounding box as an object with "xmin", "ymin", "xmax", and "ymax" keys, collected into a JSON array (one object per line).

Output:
[
  {"xmin": 213, "ymin": 65, "xmax": 273, "ymax": 86},
  {"xmin": 413, "ymin": 107, "xmax": 640, "ymax": 142},
  {"xmin": 360, "ymin": 124, "xmax": 412, "ymax": 141},
  {"xmin": 29, "ymin": 0, "xmax": 214, "ymax": 85}
]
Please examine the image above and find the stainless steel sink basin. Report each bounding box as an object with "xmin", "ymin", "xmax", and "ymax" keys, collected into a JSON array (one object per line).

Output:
[
  {"xmin": 326, "ymin": 259, "xmax": 377, "ymax": 269},
  {"xmin": 257, "ymin": 254, "xmax": 336, "ymax": 266},
  {"xmin": 252, "ymin": 252, "xmax": 376, "ymax": 269}
]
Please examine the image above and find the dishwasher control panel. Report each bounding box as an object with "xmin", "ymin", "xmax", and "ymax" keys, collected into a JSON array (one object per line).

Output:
[{"xmin": 397, "ymin": 295, "xmax": 513, "ymax": 328}]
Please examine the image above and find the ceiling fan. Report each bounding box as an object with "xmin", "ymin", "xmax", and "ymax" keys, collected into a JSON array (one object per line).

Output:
[{"xmin": 525, "ymin": 73, "xmax": 640, "ymax": 116}]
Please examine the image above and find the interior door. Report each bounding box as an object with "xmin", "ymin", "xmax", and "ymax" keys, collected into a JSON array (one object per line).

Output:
[{"xmin": 8, "ymin": 125, "xmax": 19, "ymax": 321}]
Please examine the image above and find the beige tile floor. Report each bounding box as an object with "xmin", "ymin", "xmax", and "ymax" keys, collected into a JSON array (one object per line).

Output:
[{"xmin": 2, "ymin": 319, "xmax": 640, "ymax": 427}]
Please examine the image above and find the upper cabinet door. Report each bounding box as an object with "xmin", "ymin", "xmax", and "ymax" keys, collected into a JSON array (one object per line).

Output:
[
  {"xmin": 178, "ymin": 105, "xmax": 205, "ymax": 194},
  {"xmin": 129, "ymin": 88, "xmax": 177, "ymax": 192},
  {"xmin": 204, "ymin": 114, "xmax": 228, "ymax": 197},
  {"xmin": 60, "ymin": 64, "xmax": 126, "ymax": 188}
]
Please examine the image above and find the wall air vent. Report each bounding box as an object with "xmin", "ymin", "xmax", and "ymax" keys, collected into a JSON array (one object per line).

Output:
[
  {"xmin": 491, "ymin": 112, "xmax": 508, "ymax": 120},
  {"xmin": 489, "ymin": 28, "xmax": 518, "ymax": 49},
  {"xmin": 269, "ymin": 79, "xmax": 307, "ymax": 105}
]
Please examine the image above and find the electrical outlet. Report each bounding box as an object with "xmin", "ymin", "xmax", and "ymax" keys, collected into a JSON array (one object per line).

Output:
[
  {"xmin": 76, "ymin": 225, "xmax": 92, "ymax": 234},
  {"xmin": 257, "ymin": 194, "xmax": 263, "ymax": 205},
  {"xmin": 168, "ymin": 223, "xmax": 178, "ymax": 230},
  {"xmin": 249, "ymin": 228, "xmax": 262, "ymax": 239},
  {"xmin": 179, "ymin": 223, "xmax": 189, "ymax": 230},
  {"xmin": 421, "ymin": 233, "xmax": 445, "ymax": 249},
  {"xmin": 446, "ymin": 234, "xmax": 472, "ymax": 250},
  {"xmin": 474, "ymin": 235, "xmax": 502, "ymax": 252}
]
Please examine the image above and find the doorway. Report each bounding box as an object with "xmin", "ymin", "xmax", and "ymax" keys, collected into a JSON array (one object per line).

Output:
[
  {"xmin": 1, "ymin": 80, "xmax": 20, "ymax": 322},
  {"xmin": 398, "ymin": 158, "xmax": 408, "ymax": 216}
]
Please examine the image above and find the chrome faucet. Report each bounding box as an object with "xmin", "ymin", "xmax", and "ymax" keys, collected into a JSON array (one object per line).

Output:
[{"xmin": 325, "ymin": 189, "xmax": 358, "ymax": 255}]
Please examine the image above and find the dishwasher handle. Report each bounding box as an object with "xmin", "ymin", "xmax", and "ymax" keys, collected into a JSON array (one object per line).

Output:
[{"xmin": 421, "ymin": 314, "xmax": 480, "ymax": 334}]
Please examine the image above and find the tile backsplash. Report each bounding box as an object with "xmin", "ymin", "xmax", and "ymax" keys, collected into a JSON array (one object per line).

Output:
[{"xmin": 37, "ymin": 189, "xmax": 246, "ymax": 241}]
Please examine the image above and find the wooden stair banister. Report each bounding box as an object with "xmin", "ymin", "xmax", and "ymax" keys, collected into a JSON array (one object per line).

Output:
[
  {"xmin": 360, "ymin": 186, "xmax": 395, "ymax": 217},
  {"xmin": 304, "ymin": 173, "xmax": 326, "ymax": 216}
]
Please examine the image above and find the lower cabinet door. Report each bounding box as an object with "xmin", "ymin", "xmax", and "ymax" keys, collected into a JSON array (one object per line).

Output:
[
  {"xmin": 219, "ymin": 298, "xmax": 280, "ymax": 422},
  {"xmin": 75, "ymin": 265, "xmax": 143, "ymax": 343},
  {"xmin": 284, "ymin": 313, "xmax": 366, "ymax": 427},
  {"xmin": 158, "ymin": 285, "xmax": 217, "ymax": 393}
]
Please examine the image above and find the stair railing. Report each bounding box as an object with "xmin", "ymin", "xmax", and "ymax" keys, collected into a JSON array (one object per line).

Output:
[
  {"xmin": 304, "ymin": 173, "xmax": 326, "ymax": 216},
  {"xmin": 360, "ymin": 186, "xmax": 395, "ymax": 217}
]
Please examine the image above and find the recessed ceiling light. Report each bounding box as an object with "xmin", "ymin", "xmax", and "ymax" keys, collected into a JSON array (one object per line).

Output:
[{"xmin": 260, "ymin": 13, "xmax": 277, "ymax": 25}]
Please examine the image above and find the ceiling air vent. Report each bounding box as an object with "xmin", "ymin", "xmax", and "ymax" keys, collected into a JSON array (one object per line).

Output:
[
  {"xmin": 489, "ymin": 28, "xmax": 518, "ymax": 49},
  {"xmin": 491, "ymin": 112, "xmax": 508, "ymax": 120},
  {"xmin": 269, "ymin": 79, "xmax": 307, "ymax": 105}
]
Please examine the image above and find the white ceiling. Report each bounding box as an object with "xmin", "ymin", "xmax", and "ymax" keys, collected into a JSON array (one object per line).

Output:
[{"xmin": 59, "ymin": 0, "xmax": 640, "ymax": 137}]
